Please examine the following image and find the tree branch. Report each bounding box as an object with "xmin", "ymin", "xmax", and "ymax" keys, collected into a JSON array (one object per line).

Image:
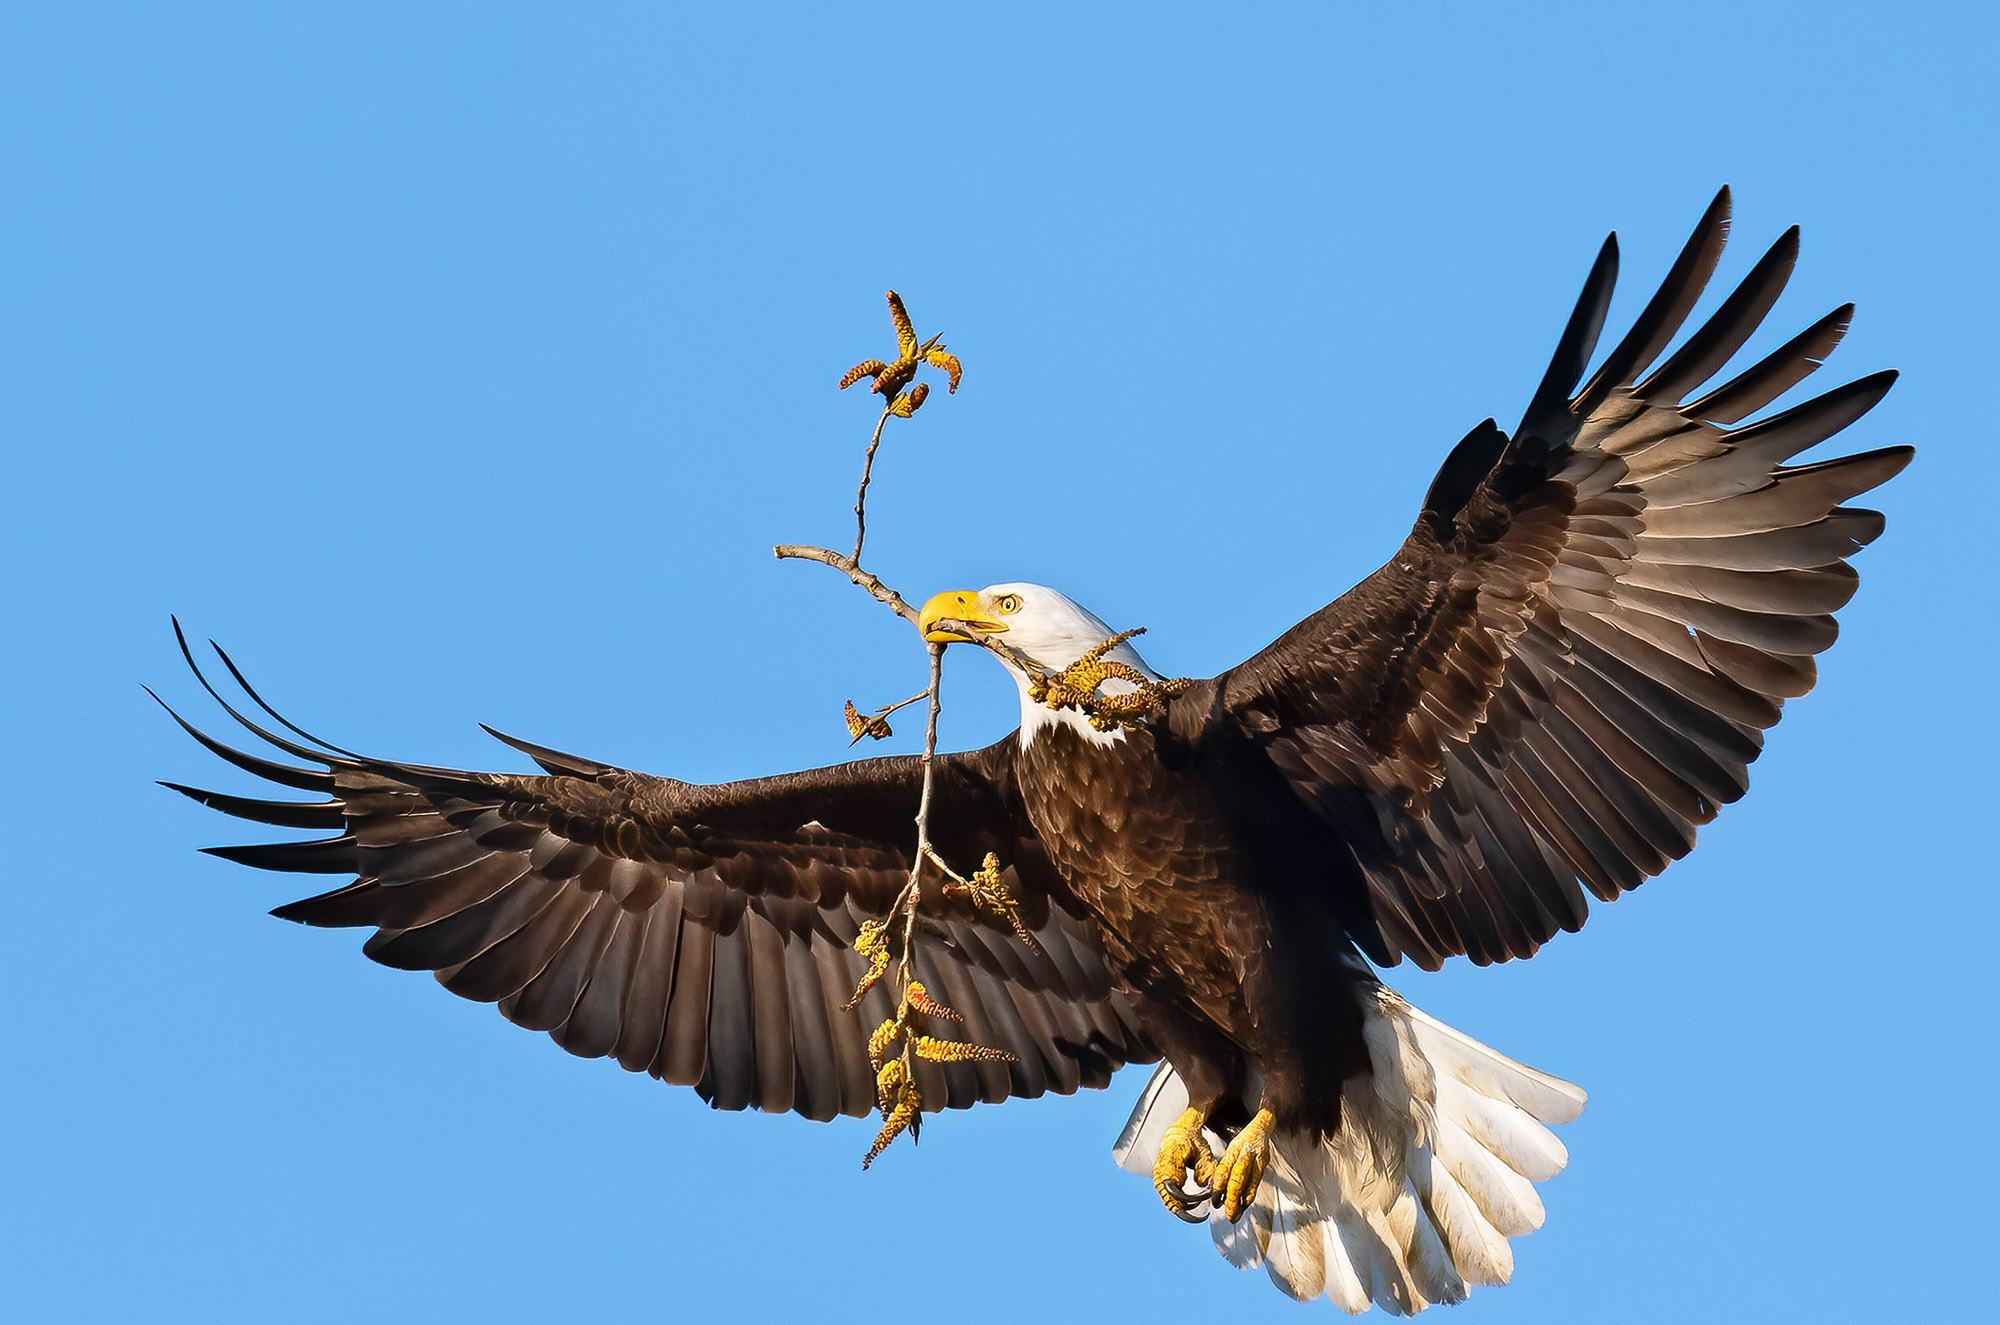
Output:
[
  {"xmin": 772, "ymin": 543, "xmax": 920, "ymax": 626},
  {"xmin": 773, "ymin": 542, "xmax": 1059, "ymax": 684}
]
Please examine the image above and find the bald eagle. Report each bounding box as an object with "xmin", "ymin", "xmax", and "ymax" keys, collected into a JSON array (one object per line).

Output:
[{"xmin": 164, "ymin": 189, "xmax": 1906, "ymax": 1313}]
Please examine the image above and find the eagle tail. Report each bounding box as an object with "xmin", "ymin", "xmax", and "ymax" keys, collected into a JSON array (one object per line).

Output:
[{"xmin": 1112, "ymin": 988, "xmax": 1585, "ymax": 1313}]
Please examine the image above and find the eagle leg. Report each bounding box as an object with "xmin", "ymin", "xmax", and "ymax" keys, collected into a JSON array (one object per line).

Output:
[
  {"xmin": 1212, "ymin": 1108, "xmax": 1276, "ymax": 1223},
  {"xmin": 1151, "ymin": 1107, "xmax": 1220, "ymax": 1224}
]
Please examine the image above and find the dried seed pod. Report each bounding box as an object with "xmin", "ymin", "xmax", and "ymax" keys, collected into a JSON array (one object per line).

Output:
[{"xmin": 844, "ymin": 699, "xmax": 893, "ymax": 743}]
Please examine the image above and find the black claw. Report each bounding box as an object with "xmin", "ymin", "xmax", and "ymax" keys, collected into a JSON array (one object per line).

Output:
[{"xmin": 1163, "ymin": 1179, "xmax": 1215, "ymax": 1223}]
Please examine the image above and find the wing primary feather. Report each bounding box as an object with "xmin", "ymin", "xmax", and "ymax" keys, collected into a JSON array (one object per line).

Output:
[
  {"xmin": 206, "ymin": 638, "xmax": 366, "ymax": 759},
  {"xmin": 479, "ymin": 724, "xmax": 614, "ymax": 777},
  {"xmin": 1687, "ymin": 304, "xmax": 1853, "ymax": 424},
  {"xmin": 1518, "ymin": 233, "xmax": 1618, "ymax": 441},
  {"xmin": 1573, "ymin": 186, "xmax": 1732, "ymax": 414},
  {"xmin": 307, "ymin": 851, "xmax": 523, "ymax": 931},
  {"xmin": 170, "ymin": 619, "xmax": 351, "ymax": 768},
  {"xmin": 1638, "ymin": 225, "xmax": 1799, "ymax": 402},
  {"xmin": 1421, "ymin": 419, "xmax": 1512, "ymax": 525},
  {"xmin": 1642, "ymin": 372, "xmax": 1898, "ymax": 512},
  {"xmin": 202, "ymin": 837, "xmax": 358, "ymax": 873},
  {"xmin": 148, "ymin": 688, "xmax": 333, "ymax": 792},
  {"xmin": 160, "ymin": 781, "xmax": 345, "ymax": 830}
]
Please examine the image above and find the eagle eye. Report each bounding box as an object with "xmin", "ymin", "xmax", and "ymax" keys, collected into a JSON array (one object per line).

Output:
[{"xmin": 996, "ymin": 594, "xmax": 1022, "ymax": 615}]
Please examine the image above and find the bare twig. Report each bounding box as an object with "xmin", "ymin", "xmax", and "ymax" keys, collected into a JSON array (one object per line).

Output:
[
  {"xmin": 876, "ymin": 689, "xmax": 930, "ymax": 720},
  {"xmin": 922, "ymin": 615, "xmax": 1052, "ymax": 681},
  {"xmin": 901, "ymin": 643, "xmax": 947, "ymax": 975},
  {"xmin": 772, "ymin": 543, "xmax": 1060, "ymax": 682},
  {"xmin": 851, "ymin": 405, "xmax": 894, "ymax": 564},
  {"xmin": 773, "ymin": 543, "xmax": 920, "ymax": 625}
]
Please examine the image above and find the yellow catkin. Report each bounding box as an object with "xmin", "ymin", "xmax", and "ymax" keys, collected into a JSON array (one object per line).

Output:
[
  {"xmin": 875, "ymin": 1058, "xmax": 908, "ymax": 1115},
  {"xmin": 862, "ymin": 1080, "xmax": 922, "ymax": 1169},
  {"xmin": 1028, "ymin": 627, "xmax": 1192, "ymax": 731},
  {"xmin": 839, "ymin": 291, "xmax": 957, "ymax": 413},
  {"xmin": 885, "ymin": 290, "xmax": 917, "ymax": 357},
  {"xmin": 903, "ymin": 979, "xmax": 960, "ymax": 1023},
  {"xmin": 924, "ymin": 348, "xmax": 962, "ymax": 393},
  {"xmin": 913, "ymin": 1035, "xmax": 1015, "ymax": 1064},
  {"xmin": 867, "ymin": 1017, "xmax": 901, "ymax": 1071},
  {"xmin": 844, "ymin": 940, "xmax": 892, "ymax": 1012},
  {"xmin": 872, "ymin": 357, "xmax": 920, "ymax": 401},
  {"xmin": 839, "ymin": 359, "xmax": 887, "ymax": 390},
  {"xmin": 950, "ymin": 853, "xmax": 1039, "ymax": 952}
]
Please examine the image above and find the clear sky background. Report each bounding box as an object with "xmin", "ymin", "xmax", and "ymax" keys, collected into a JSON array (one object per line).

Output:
[{"xmin": 5, "ymin": 4, "xmax": 1996, "ymax": 1322}]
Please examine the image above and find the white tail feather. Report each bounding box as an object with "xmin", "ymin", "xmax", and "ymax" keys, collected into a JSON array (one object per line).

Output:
[
  {"xmin": 1112, "ymin": 986, "xmax": 1585, "ymax": 1314},
  {"xmin": 1110, "ymin": 1062, "xmax": 1190, "ymax": 1172}
]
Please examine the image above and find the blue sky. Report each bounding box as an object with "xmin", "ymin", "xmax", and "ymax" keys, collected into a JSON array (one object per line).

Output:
[{"xmin": 5, "ymin": 4, "xmax": 1996, "ymax": 1321}]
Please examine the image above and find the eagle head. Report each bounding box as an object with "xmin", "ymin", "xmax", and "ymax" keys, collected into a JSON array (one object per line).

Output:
[{"xmin": 919, "ymin": 583, "xmax": 1162, "ymax": 680}]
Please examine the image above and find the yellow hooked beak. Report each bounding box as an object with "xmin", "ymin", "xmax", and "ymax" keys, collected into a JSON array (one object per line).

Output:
[{"xmin": 919, "ymin": 590, "xmax": 1006, "ymax": 644}]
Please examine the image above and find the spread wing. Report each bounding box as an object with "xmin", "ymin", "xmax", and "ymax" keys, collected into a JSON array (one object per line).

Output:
[
  {"xmin": 1179, "ymin": 187, "xmax": 1910, "ymax": 971},
  {"xmin": 160, "ymin": 629, "xmax": 1153, "ymax": 1120}
]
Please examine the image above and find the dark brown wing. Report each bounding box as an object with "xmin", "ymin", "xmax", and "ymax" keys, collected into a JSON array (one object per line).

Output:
[
  {"xmin": 160, "ymin": 628, "xmax": 1153, "ymax": 1120},
  {"xmin": 1176, "ymin": 187, "xmax": 1910, "ymax": 970}
]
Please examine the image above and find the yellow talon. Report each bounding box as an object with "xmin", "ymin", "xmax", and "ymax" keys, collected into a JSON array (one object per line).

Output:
[
  {"xmin": 1152, "ymin": 1107, "xmax": 1219, "ymax": 1223},
  {"xmin": 1214, "ymin": 1108, "xmax": 1276, "ymax": 1223}
]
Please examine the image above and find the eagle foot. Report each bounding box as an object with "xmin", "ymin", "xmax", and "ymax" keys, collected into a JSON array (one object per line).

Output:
[
  {"xmin": 1152, "ymin": 1107, "xmax": 1220, "ymax": 1223},
  {"xmin": 1212, "ymin": 1108, "xmax": 1276, "ymax": 1223}
]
